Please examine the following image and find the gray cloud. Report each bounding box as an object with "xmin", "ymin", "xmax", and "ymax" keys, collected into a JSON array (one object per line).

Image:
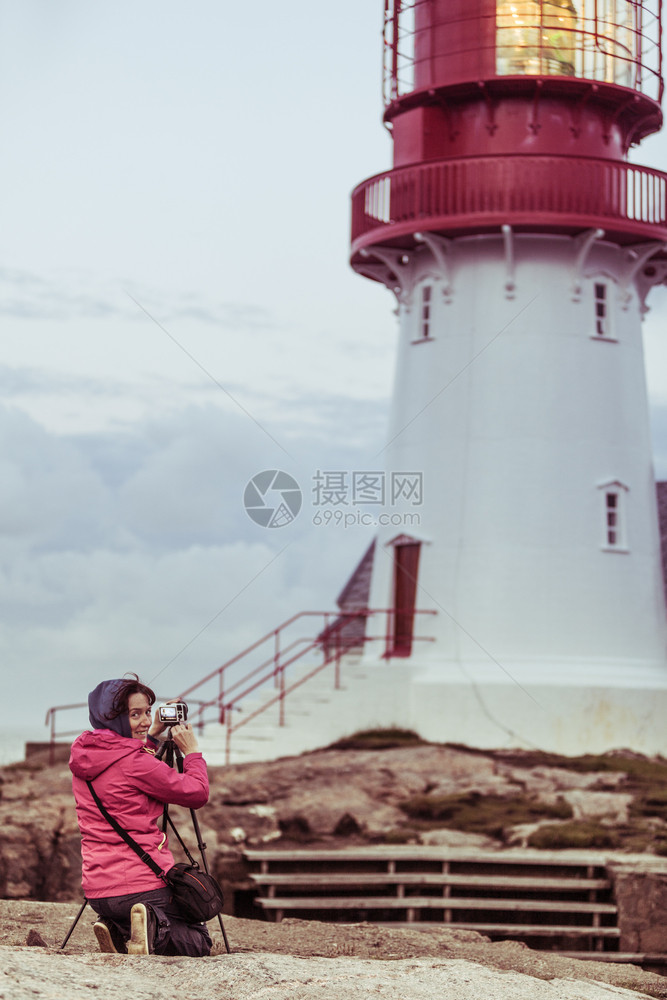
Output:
[
  {"xmin": 0, "ymin": 363, "xmax": 132, "ymax": 400},
  {"xmin": 0, "ymin": 398, "xmax": 376, "ymax": 727},
  {"xmin": 0, "ymin": 267, "xmax": 276, "ymax": 329}
]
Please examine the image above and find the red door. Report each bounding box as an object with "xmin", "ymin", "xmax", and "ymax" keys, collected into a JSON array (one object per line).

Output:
[{"xmin": 390, "ymin": 542, "xmax": 421, "ymax": 657}]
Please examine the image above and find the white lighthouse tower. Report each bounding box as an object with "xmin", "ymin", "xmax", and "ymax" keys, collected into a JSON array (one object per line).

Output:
[{"xmin": 350, "ymin": 0, "xmax": 667, "ymax": 753}]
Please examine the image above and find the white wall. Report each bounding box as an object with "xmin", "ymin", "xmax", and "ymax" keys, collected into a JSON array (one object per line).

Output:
[{"xmin": 360, "ymin": 231, "xmax": 667, "ymax": 752}]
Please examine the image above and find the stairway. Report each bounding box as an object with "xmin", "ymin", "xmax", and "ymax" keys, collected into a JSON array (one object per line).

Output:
[
  {"xmin": 196, "ymin": 652, "xmax": 374, "ymax": 765},
  {"xmin": 244, "ymin": 846, "xmax": 620, "ymax": 955}
]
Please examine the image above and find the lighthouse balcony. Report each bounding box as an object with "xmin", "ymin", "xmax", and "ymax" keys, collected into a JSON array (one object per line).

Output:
[{"xmin": 350, "ymin": 154, "xmax": 667, "ymax": 265}]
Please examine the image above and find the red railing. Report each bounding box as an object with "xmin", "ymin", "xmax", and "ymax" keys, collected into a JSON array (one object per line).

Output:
[
  {"xmin": 176, "ymin": 608, "xmax": 436, "ymax": 764},
  {"xmin": 351, "ymin": 154, "xmax": 667, "ymax": 255},
  {"xmin": 45, "ymin": 609, "xmax": 437, "ymax": 766},
  {"xmin": 43, "ymin": 702, "xmax": 88, "ymax": 765}
]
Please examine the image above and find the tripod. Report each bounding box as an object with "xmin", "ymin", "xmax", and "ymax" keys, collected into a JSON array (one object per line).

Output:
[
  {"xmin": 155, "ymin": 734, "xmax": 230, "ymax": 954},
  {"xmin": 62, "ymin": 735, "xmax": 231, "ymax": 954}
]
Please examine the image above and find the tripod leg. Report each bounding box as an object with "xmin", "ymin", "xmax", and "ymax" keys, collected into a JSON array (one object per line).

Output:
[
  {"xmin": 60, "ymin": 898, "xmax": 88, "ymax": 949},
  {"xmin": 173, "ymin": 750, "xmax": 231, "ymax": 954},
  {"xmin": 216, "ymin": 910, "xmax": 231, "ymax": 954},
  {"xmin": 186, "ymin": 805, "xmax": 231, "ymax": 952}
]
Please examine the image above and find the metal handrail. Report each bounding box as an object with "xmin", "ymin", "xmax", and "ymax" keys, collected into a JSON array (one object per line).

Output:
[
  {"xmin": 176, "ymin": 607, "xmax": 436, "ymax": 764},
  {"xmin": 184, "ymin": 637, "xmax": 316, "ymax": 724},
  {"xmin": 44, "ymin": 608, "xmax": 437, "ymax": 766},
  {"xmin": 222, "ymin": 626, "xmax": 436, "ymax": 765},
  {"xmin": 177, "ymin": 608, "xmax": 369, "ymax": 727},
  {"xmin": 44, "ymin": 702, "xmax": 88, "ymax": 764},
  {"xmin": 177, "ymin": 610, "xmax": 348, "ymax": 699},
  {"xmin": 176, "ymin": 607, "xmax": 435, "ymax": 705}
]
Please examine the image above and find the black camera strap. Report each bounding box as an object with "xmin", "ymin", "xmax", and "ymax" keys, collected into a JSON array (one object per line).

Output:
[
  {"xmin": 76, "ymin": 774, "xmax": 231, "ymax": 955},
  {"xmin": 161, "ymin": 811, "xmax": 199, "ymax": 867},
  {"xmin": 86, "ymin": 780, "xmax": 196, "ymax": 880}
]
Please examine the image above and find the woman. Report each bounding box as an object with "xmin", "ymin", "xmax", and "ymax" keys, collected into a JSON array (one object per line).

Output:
[{"xmin": 69, "ymin": 674, "xmax": 212, "ymax": 956}]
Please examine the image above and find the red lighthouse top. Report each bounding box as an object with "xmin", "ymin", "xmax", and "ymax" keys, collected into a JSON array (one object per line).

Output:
[{"xmin": 351, "ymin": 0, "xmax": 667, "ymax": 264}]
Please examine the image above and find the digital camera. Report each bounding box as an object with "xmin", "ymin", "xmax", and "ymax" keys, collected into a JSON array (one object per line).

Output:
[{"xmin": 158, "ymin": 702, "xmax": 188, "ymax": 725}]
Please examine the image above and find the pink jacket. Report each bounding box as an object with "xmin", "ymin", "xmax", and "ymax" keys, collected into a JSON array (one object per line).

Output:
[{"xmin": 69, "ymin": 729, "xmax": 209, "ymax": 899}]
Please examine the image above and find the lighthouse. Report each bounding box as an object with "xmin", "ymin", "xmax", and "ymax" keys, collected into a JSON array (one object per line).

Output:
[{"xmin": 349, "ymin": 0, "xmax": 667, "ymax": 753}]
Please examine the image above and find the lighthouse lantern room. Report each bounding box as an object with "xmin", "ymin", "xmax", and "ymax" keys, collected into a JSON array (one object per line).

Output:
[{"xmin": 349, "ymin": 0, "xmax": 667, "ymax": 754}]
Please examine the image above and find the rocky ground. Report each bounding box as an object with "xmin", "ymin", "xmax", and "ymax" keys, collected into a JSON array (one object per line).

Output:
[
  {"xmin": 5, "ymin": 734, "xmax": 667, "ymax": 904},
  {"xmin": 3, "ymin": 734, "xmax": 667, "ymax": 998},
  {"xmin": 2, "ymin": 899, "xmax": 667, "ymax": 1000}
]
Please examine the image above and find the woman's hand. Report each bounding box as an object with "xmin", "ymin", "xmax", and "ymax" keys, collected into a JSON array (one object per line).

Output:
[
  {"xmin": 171, "ymin": 722, "xmax": 199, "ymax": 756},
  {"xmin": 148, "ymin": 715, "xmax": 167, "ymax": 739}
]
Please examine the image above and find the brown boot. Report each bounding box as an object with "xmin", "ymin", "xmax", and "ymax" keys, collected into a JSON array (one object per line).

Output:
[
  {"xmin": 127, "ymin": 903, "xmax": 156, "ymax": 955},
  {"xmin": 93, "ymin": 919, "xmax": 126, "ymax": 954}
]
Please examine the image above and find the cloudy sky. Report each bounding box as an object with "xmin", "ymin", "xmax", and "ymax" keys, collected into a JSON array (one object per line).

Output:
[{"xmin": 2, "ymin": 1, "xmax": 667, "ymax": 744}]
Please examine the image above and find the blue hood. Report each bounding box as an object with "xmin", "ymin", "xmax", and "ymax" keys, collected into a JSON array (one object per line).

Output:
[{"xmin": 88, "ymin": 679, "xmax": 132, "ymax": 738}]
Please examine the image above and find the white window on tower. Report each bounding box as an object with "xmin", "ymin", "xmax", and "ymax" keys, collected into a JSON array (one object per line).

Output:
[
  {"xmin": 597, "ymin": 481, "xmax": 629, "ymax": 551},
  {"xmin": 605, "ymin": 491, "xmax": 619, "ymax": 546},
  {"xmin": 591, "ymin": 280, "xmax": 616, "ymax": 341},
  {"xmin": 421, "ymin": 284, "xmax": 432, "ymax": 339},
  {"xmin": 595, "ymin": 283, "xmax": 607, "ymax": 335}
]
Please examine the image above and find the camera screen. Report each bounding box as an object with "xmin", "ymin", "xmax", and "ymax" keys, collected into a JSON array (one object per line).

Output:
[{"xmin": 161, "ymin": 706, "xmax": 178, "ymax": 719}]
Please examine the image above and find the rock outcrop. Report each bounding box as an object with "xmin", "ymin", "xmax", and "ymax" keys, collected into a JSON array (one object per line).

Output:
[{"xmin": 2, "ymin": 739, "xmax": 667, "ymax": 903}]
